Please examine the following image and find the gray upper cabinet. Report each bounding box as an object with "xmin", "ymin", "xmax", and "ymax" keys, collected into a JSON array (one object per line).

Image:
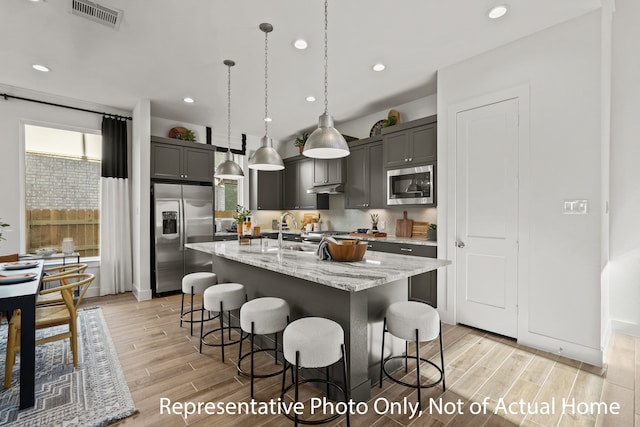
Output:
[
  {"xmin": 283, "ymin": 157, "xmax": 329, "ymax": 210},
  {"xmin": 382, "ymin": 115, "xmax": 437, "ymax": 168},
  {"xmin": 345, "ymin": 137, "xmax": 384, "ymax": 209},
  {"xmin": 249, "ymin": 169, "xmax": 283, "ymax": 210},
  {"xmin": 313, "ymin": 158, "xmax": 344, "ymax": 186},
  {"xmin": 151, "ymin": 136, "xmax": 215, "ymax": 183}
]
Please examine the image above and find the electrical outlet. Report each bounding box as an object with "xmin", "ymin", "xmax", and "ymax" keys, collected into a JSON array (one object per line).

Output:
[
  {"xmin": 379, "ymin": 220, "xmax": 386, "ymax": 230},
  {"xmin": 563, "ymin": 199, "xmax": 588, "ymax": 215}
]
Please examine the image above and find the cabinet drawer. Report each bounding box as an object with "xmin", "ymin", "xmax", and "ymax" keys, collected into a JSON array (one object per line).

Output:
[{"xmin": 366, "ymin": 241, "xmax": 436, "ymax": 258}]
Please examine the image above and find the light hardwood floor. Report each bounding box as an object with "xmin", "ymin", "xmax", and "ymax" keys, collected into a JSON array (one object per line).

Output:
[{"xmin": 83, "ymin": 293, "xmax": 638, "ymax": 427}]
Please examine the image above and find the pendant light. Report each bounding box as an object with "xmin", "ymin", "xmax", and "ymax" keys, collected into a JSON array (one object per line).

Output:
[
  {"xmin": 214, "ymin": 60, "xmax": 245, "ymax": 180},
  {"xmin": 248, "ymin": 23, "xmax": 284, "ymax": 171},
  {"xmin": 302, "ymin": 0, "xmax": 350, "ymax": 159}
]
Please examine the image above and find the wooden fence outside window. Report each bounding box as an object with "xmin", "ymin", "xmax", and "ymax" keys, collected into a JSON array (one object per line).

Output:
[{"xmin": 26, "ymin": 209, "xmax": 99, "ymax": 257}]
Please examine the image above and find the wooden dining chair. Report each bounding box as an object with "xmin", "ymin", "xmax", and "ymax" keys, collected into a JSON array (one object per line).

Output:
[
  {"xmin": 0, "ymin": 253, "xmax": 19, "ymax": 263},
  {"xmin": 37, "ymin": 264, "xmax": 89, "ymax": 306},
  {"xmin": 4, "ymin": 273, "xmax": 95, "ymax": 389}
]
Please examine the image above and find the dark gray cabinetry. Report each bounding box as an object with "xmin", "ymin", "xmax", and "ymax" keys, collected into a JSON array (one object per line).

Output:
[
  {"xmin": 345, "ymin": 137, "xmax": 384, "ymax": 209},
  {"xmin": 249, "ymin": 169, "xmax": 283, "ymax": 210},
  {"xmin": 366, "ymin": 241, "xmax": 437, "ymax": 307},
  {"xmin": 382, "ymin": 115, "xmax": 437, "ymax": 168},
  {"xmin": 313, "ymin": 158, "xmax": 344, "ymax": 186},
  {"xmin": 284, "ymin": 157, "xmax": 329, "ymax": 210},
  {"xmin": 151, "ymin": 136, "xmax": 215, "ymax": 182}
]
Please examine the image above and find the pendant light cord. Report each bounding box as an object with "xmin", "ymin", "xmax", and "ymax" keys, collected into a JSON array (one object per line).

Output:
[
  {"xmin": 227, "ymin": 62, "xmax": 232, "ymax": 152},
  {"xmin": 264, "ymin": 27, "xmax": 269, "ymax": 136},
  {"xmin": 323, "ymin": 0, "xmax": 329, "ymax": 115}
]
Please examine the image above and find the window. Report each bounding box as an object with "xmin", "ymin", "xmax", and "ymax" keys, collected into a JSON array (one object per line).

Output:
[
  {"xmin": 213, "ymin": 151, "xmax": 242, "ymax": 219},
  {"xmin": 24, "ymin": 124, "xmax": 101, "ymax": 257}
]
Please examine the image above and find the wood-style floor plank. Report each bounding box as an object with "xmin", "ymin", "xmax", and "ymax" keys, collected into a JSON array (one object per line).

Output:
[{"xmin": 73, "ymin": 293, "xmax": 638, "ymax": 426}]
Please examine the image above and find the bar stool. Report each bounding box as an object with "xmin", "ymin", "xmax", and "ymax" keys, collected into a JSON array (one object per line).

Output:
[
  {"xmin": 238, "ymin": 297, "xmax": 290, "ymax": 398},
  {"xmin": 180, "ymin": 272, "xmax": 217, "ymax": 336},
  {"xmin": 200, "ymin": 283, "xmax": 246, "ymax": 362},
  {"xmin": 281, "ymin": 317, "xmax": 350, "ymax": 426},
  {"xmin": 379, "ymin": 301, "xmax": 445, "ymax": 410}
]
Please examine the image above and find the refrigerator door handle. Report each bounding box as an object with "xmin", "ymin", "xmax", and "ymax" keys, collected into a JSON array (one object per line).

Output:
[{"xmin": 179, "ymin": 199, "xmax": 185, "ymax": 251}]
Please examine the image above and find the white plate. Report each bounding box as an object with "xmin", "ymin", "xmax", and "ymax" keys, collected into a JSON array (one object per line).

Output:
[
  {"xmin": 1, "ymin": 261, "xmax": 40, "ymax": 270},
  {"xmin": 0, "ymin": 272, "xmax": 38, "ymax": 285}
]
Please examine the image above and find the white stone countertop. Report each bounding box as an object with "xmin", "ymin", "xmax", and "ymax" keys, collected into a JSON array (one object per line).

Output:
[
  {"xmin": 259, "ymin": 230, "xmax": 437, "ymax": 246},
  {"xmin": 185, "ymin": 240, "xmax": 450, "ymax": 293}
]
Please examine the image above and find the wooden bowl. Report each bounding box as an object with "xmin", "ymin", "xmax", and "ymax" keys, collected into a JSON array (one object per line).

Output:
[{"xmin": 326, "ymin": 240, "xmax": 367, "ymax": 262}]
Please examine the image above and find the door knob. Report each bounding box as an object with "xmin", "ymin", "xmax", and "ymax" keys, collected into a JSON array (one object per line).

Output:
[{"xmin": 456, "ymin": 241, "xmax": 465, "ymax": 248}]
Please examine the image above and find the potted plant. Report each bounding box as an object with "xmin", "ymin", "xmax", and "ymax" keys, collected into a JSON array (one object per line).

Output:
[
  {"xmin": 427, "ymin": 223, "xmax": 437, "ymax": 241},
  {"xmin": 233, "ymin": 205, "xmax": 250, "ymax": 235},
  {"xmin": 294, "ymin": 132, "xmax": 309, "ymax": 155},
  {"xmin": 370, "ymin": 213, "xmax": 379, "ymax": 231}
]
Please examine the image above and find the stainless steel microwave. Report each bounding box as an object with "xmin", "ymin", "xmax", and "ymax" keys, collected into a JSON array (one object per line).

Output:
[{"xmin": 387, "ymin": 164, "xmax": 434, "ymax": 205}]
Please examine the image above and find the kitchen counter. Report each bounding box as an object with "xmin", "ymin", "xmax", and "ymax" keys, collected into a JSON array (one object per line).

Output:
[
  {"xmin": 186, "ymin": 240, "xmax": 450, "ymax": 402},
  {"xmin": 185, "ymin": 240, "xmax": 448, "ymax": 292}
]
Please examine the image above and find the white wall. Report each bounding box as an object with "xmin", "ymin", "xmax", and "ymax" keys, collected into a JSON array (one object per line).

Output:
[
  {"xmin": 609, "ymin": 0, "xmax": 640, "ymax": 336},
  {"xmin": 0, "ymin": 84, "xmax": 130, "ymax": 297},
  {"xmin": 438, "ymin": 11, "xmax": 604, "ymax": 364}
]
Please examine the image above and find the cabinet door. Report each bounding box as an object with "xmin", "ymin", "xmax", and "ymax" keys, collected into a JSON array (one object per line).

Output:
[
  {"xmin": 283, "ymin": 160, "xmax": 299, "ymax": 209},
  {"xmin": 409, "ymin": 123, "xmax": 437, "ymax": 164},
  {"xmin": 368, "ymin": 142, "xmax": 384, "ymax": 208},
  {"xmin": 297, "ymin": 158, "xmax": 316, "ymax": 209},
  {"xmin": 409, "ymin": 271, "xmax": 437, "ymax": 307},
  {"xmin": 326, "ymin": 158, "xmax": 343, "ymax": 185},
  {"xmin": 183, "ymin": 147, "xmax": 213, "ymax": 182},
  {"xmin": 383, "ymin": 131, "xmax": 410, "ymax": 168},
  {"xmin": 345, "ymin": 145, "xmax": 367, "ymax": 209},
  {"xmin": 151, "ymin": 143, "xmax": 183, "ymax": 180},
  {"xmin": 313, "ymin": 159, "xmax": 328, "ymax": 186},
  {"xmin": 257, "ymin": 170, "xmax": 283, "ymax": 210}
]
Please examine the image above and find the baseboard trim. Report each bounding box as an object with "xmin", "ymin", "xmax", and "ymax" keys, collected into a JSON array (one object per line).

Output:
[
  {"xmin": 133, "ymin": 287, "xmax": 152, "ymax": 301},
  {"xmin": 518, "ymin": 333, "xmax": 603, "ymax": 367},
  {"xmin": 611, "ymin": 319, "xmax": 640, "ymax": 338}
]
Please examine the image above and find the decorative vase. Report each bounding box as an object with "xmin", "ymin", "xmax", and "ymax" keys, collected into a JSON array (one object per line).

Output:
[
  {"xmin": 237, "ymin": 223, "xmax": 243, "ymax": 235},
  {"xmin": 298, "ymin": 145, "xmax": 304, "ymax": 155},
  {"xmin": 427, "ymin": 229, "xmax": 437, "ymax": 241},
  {"xmin": 371, "ymin": 224, "xmax": 378, "ymax": 232}
]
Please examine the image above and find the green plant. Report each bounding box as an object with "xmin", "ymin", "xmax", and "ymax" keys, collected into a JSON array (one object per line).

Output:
[
  {"xmin": 0, "ymin": 219, "xmax": 9, "ymax": 241},
  {"xmin": 294, "ymin": 132, "xmax": 309, "ymax": 147},
  {"xmin": 233, "ymin": 205, "xmax": 250, "ymax": 224},
  {"xmin": 381, "ymin": 116, "xmax": 397, "ymax": 128},
  {"xmin": 182, "ymin": 129, "xmax": 197, "ymax": 142},
  {"xmin": 428, "ymin": 223, "xmax": 437, "ymax": 230}
]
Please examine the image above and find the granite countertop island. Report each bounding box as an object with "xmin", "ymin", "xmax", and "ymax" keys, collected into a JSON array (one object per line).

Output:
[
  {"xmin": 186, "ymin": 239, "xmax": 450, "ymax": 402},
  {"xmin": 186, "ymin": 240, "xmax": 448, "ymax": 292}
]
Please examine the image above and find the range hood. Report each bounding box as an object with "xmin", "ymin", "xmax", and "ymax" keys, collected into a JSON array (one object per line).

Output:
[{"xmin": 306, "ymin": 184, "xmax": 344, "ymax": 194}]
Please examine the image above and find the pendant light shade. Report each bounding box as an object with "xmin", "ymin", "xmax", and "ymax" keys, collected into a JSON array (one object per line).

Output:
[
  {"xmin": 303, "ymin": 0, "xmax": 349, "ymax": 159},
  {"xmin": 215, "ymin": 59, "xmax": 244, "ymax": 180},
  {"xmin": 249, "ymin": 23, "xmax": 284, "ymax": 171}
]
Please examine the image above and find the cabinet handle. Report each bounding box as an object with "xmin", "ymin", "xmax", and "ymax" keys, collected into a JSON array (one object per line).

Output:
[
  {"xmin": 409, "ymin": 158, "xmax": 412, "ymax": 162},
  {"xmin": 400, "ymin": 247, "xmax": 413, "ymax": 252},
  {"xmin": 367, "ymin": 244, "xmax": 373, "ymax": 249},
  {"xmin": 404, "ymin": 158, "xmax": 408, "ymax": 162}
]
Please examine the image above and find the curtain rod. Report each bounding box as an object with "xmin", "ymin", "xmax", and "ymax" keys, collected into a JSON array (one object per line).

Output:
[{"xmin": 1, "ymin": 93, "xmax": 132, "ymax": 121}]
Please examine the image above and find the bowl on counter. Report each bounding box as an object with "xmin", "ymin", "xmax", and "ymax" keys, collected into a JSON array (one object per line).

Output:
[
  {"xmin": 326, "ymin": 240, "xmax": 367, "ymax": 262},
  {"xmin": 36, "ymin": 248, "xmax": 56, "ymax": 257}
]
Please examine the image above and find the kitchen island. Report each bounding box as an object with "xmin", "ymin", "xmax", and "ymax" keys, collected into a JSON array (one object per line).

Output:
[{"xmin": 186, "ymin": 240, "xmax": 450, "ymax": 402}]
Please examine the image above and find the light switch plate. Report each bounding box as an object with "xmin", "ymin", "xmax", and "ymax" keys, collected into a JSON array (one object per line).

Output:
[{"xmin": 563, "ymin": 199, "xmax": 588, "ymax": 214}]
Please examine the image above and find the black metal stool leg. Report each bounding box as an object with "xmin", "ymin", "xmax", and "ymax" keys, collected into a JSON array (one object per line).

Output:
[
  {"xmin": 190, "ymin": 288, "xmax": 195, "ymax": 336},
  {"xmin": 199, "ymin": 308, "xmax": 204, "ymax": 353},
  {"xmin": 439, "ymin": 321, "xmax": 446, "ymax": 391},
  {"xmin": 415, "ymin": 328, "xmax": 421, "ymax": 411},
  {"xmin": 250, "ymin": 322, "xmax": 256, "ymax": 398},
  {"xmin": 341, "ymin": 343, "xmax": 350, "ymax": 427},
  {"xmin": 219, "ymin": 301, "xmax": 225, "ymax": 362},
  {"xmin": 180, "ymin": 293, "xmax": 185, "ymax": 327},
  {"xmin": 274, "ymin": 332, "xmax": 278, "ymax": 364},
  {"xmin": 294, "ymin": 351, "xmax": 300, "ymax": 427},
  {"xmin": 405, "ymin": 340, "xmax": 409, "ymax": 373},
  {"xmin": 379, "ymin": 317, "xmax": 386, "ymax": 387}
]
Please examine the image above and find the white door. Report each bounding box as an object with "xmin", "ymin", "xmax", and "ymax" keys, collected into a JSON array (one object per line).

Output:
[{"xmin": 455, "ymin": 98, "xmax": 519, "ymax": 338}]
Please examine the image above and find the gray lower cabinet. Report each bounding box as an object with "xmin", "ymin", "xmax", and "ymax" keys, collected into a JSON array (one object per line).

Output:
[
  {"xmin": 345, "ymin": 137, "xmax": 384, "ymax": 209},
  {"xmin": 151, "ymin": 137, "xmax": 215, "ymax": 183},
  {"xmin": 366, "ymin": 240, "xmax": 437, "ymax": 307},
  {"xmin": 249, "ymin": 169, "xmax": 283, "ymax": 210},
  {"xmin": 284, "ymin": 157, "xmax": 329, "ymax": 210}
]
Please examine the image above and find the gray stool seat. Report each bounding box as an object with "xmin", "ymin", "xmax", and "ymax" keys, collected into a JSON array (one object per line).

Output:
[
  {"xmin": 380, "ymin": 301, "xmax": 445, "ymax": 411},
  {"xmin": 281, "ymin": 317, "xmax": 350, "ymax": 426},
  {"xmin": 238, "ymin": 297, "xmax": 290, "ymax": 398},
  {"xmin": 180, "ymin": 272, "xmax": 218, "ymax": 335},
  {"xmin": 200, "ymin": 283, "xmax": 246, "ymax": 362}
]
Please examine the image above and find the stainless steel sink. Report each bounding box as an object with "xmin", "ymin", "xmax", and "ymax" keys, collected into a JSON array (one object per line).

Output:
[{"xmin": 263, "ymin": 242, "xmax": 318, "ymax": 254}]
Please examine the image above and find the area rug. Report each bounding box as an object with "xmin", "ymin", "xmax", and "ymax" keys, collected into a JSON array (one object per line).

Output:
[{"xmin": 0, "ymin": 307, "xmax": 137, "ymax": 426}]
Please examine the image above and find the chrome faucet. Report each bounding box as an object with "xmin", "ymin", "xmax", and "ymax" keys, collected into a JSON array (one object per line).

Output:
[{"xmin": 278, "ymin": 211, "xmax": 298, "ymax": 252}]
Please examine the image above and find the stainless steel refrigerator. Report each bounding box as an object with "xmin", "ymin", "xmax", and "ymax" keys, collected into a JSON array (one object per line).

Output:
[{"xmin": 152, "ymin": 183, "xmax": 214, "ymax": 294}]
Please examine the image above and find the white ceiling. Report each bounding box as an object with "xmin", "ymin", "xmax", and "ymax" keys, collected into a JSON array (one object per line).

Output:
[{"xmin": 0, "ymin": 0, "xmax": 601, "ymax": 143}]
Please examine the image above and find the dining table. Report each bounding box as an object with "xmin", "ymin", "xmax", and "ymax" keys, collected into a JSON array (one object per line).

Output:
[{"xmin": 0, "ymin": 259, "xmax": 44, "ymax": 409}]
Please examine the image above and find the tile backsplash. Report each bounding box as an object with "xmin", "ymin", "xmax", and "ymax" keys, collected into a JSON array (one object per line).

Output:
[{"xmin": 251, "ymin": 194, "xmax": 437, "ymax": 233}]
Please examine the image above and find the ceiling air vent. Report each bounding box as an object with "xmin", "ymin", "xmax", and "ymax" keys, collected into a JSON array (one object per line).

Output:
[{"xmin": 70, "ymin": 0, "xmax": 123, "ymax": 30}]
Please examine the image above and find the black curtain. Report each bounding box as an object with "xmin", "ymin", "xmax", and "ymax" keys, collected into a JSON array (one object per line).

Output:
[{"xmin": 101, "ymin": 116, "xmax": 128, "ymax": 179}]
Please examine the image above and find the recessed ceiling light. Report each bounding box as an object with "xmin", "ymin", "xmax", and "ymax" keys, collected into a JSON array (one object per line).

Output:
[
  {"xmin": 306, "ymin": 96, "xmax": 316, "ymax": 102},
  {"xmin": 293, "ymin": 39, "xmax": 308, "ymax": 50},
  {"xmin": 372, "ymin": 63, "xmax": 386, "ymax": 72},
  {"xmin": 183, "ymin": 97, "xmax": 195, "ymax": 103},
  {"xmin": 32, "ymin": 64, "xmax": 50, "ymax": 72},
  {"xmin": 488, "ymin": 4, "xmax": 508, "ymax": 19}
]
